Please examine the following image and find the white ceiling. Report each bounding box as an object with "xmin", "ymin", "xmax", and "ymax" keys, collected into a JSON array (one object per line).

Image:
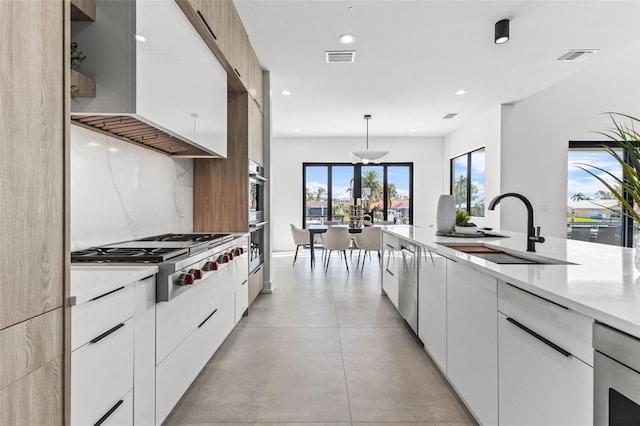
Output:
[{"xmin": 234, "ymin": 0, "xmax": 640, "ymax": 138}]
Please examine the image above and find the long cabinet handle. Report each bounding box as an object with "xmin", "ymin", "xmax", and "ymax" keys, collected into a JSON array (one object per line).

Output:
[
  {"xmin": 90, "ymin": 286, "xmax": 125, "ymax": 302},
  {"xmin": 90, "ymin": 323, "xmax": 125, "ymax": 344},
  {"xmin": 235, "ymin": 68, "xmax": 242, "ymax": 78},
  {"xmin": 197, "ymin": 11, "xmax": 217, "ymax": 40},
  {"xmin": 94, "ymin": 399, "xmax": 124, "ymax": 426},
  {"xmin": 385, "ymin": 268, "xmax": 395, "ymax": 276},
  {"xmin": 241, "ymin": 280, "xmax": 248, "ymax": 286},
  {"xmin": 198, "ymin": 309, "xmax": 218, "ymax": 328},
  {"xmin": 506, "ymin": 317, "xmax": 572, "ymax": 358}
]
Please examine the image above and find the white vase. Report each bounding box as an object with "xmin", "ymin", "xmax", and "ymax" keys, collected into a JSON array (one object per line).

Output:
[{"xmin": 436, "ymin": 195, "xmax": 456, "ymax": 233}]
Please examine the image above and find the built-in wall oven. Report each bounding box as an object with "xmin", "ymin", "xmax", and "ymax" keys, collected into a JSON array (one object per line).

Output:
[
  {"xmin": 249, "ymin": 160, "xmax": 267, "ymax": 273},
  {"xmin": 594, "ymin": 322, "xmax": 640, "ymax": 425}
]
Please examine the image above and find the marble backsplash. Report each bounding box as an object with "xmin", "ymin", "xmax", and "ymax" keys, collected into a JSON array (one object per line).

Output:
[{"xmin": 71, "ymin": 125, "xmax": 193, "ymax": 250}]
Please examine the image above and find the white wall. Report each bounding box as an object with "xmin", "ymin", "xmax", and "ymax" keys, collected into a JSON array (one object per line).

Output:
[
  {"xmin": 443, "ymin": 105, "xmax": 501, "ymax": 229},
  {"xmin": 71, "ymin": 125, "xmax": 193, "ymax": 250},
  {"xmin": 500, "ymin": 40, "xmax": 640, "ymax": 238},
  {"xmin": 271, "ymin": 136, "xmax": 444, "ymax": 251}
]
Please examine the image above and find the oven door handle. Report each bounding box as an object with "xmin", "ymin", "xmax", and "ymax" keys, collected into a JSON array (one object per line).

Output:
[
  {"xmin": 250, "ymin": 221, "xmax": 268, "ymax": 230},
  {"xmin": 249, "ymin": 173, "xmax": 268, "ymax": 182}
]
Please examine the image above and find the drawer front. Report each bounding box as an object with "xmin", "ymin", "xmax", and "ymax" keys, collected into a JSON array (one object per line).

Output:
[
  {"xmin": 71, "ymin": 283, "xmax": 134, "ymax": 351},
  {"xmin": 235, "ymin": 278, "xmax": 249, "ymax": 322},
  {"xmin": 498, "ymin": 281, "xmax": 593, "ymax": 365},
  {"xmin": 71, "ymin": 318, "xmax": 134, "ymax": 426},
  {"xmin": 156, "ymin": 270, "xmax": 229, "ymax": 363},
  {"xmin": 156, "ymin": 291, "xmax": 235, "ymax": 424}
]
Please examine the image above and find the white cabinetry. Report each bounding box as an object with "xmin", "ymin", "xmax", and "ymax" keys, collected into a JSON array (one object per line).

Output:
[
  {"xmin": 498, "ymin": 282, "xmax": 593, "ymax": 426},
  {"xmin": 418, "ymin": 250, "xmax": 447, "ymax": 372},
  {"xmin": 134, "ymin": 276, "xmax": 157, "ymax": 425},
  {"xmin": 446, "ymin": 260, "xmax": 498, "ymax": 425},
  {"xmin": 382, "ymin": 232, "xmax": 400, "ymax": 308}
]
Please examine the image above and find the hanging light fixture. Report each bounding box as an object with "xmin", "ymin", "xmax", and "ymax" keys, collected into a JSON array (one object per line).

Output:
[
  {"xmin": 350, "ymin": 114, "xmax": 388, "ymax": 164},
  {"xmin": 494, "ymin": 19, "xmax": 510, "ymax": 44}
]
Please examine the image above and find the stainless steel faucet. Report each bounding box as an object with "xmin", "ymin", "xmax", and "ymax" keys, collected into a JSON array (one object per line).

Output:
[{"xmin": 488, "ymin": 193, "xmax": 545, "ymax": 252}]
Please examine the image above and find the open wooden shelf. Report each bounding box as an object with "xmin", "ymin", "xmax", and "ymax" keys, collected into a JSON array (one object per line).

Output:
[
  {"xmin": 70, "ymin": 0, "xmax": 96, "ymax": 21},
  {"xmin": 70, "ymin": 69, "xmax": 95, "ymax": 99}
]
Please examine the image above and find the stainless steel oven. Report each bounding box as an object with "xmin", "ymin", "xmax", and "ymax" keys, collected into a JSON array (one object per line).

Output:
[
  {"xmin": 249, "ymin": 222, "xmax": 265, "ymax": 273},
  {"xmin": 249, "ymin": 160, "xmax": 266, "ymax": 225},
  {"xmin": 594, "ymin": 322, "xmax": 640, "ymax": 425}
]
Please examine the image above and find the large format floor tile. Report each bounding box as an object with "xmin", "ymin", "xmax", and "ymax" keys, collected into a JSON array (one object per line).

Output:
[{"xmin": 166, "ymin": 251, "xmax": 475, "ymax": 426}]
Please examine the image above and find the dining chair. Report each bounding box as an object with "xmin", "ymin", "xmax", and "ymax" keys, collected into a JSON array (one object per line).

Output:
[
  {"xmin": 571, "ymin": 227, "xmax": 592, "ymax": 241},
  {"xmin": 321, "ymin": 227, "xmax": 351, "ymax": 272},
  {"xmin": 290, "ymin": 224, "xmax": 311, "ymax": 266},
  {"xmin": 353, "ymin": 227, "xmax": 382, "ymax": 272}
]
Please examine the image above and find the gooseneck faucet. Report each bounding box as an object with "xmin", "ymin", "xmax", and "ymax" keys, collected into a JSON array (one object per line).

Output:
[{"xmin": 488, "ymin": 193, "xmax": 545, "ymax": 252}]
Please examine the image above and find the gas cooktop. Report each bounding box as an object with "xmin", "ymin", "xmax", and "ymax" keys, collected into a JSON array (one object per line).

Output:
[{"xmin": 71, "ymin": 233, "xmax": 235, "ymax": 263}]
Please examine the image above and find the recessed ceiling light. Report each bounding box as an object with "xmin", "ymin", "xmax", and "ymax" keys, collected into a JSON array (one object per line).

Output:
[
  {"xmin": 338, "ymin": 34, "xmax": 357, "ymax": 45},
  {"xmin": 456, "ymin": 89, "xmax": 467, "ymax": 95},
  {"xmin": 281, "ymin": 90, "xmax": 291, "ymax": 96},
  {"xmin": 135, "ymin": 34, "xmax": 147, "ymax": 42},
  {"xmin": 294, "ymin": 129, "xmax": 300, "ymax": 133},
  {"xmin": 88, "ymin": 142, "xmax": 100, "ymax": 147},
  {"xmin": 108, "ymin": 147, "xmax": 119, "ymax": 152},
  {"xmin": 410, "ymin": 129, "xmax": 416, "ymax": 133}
]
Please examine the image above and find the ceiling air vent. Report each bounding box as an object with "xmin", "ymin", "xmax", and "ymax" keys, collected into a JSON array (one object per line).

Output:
[
  {"xmin": 556, "ymin": 49, "xmax": 599, "ymax": 62},
  {"xmin": 326, "ymin": 50, "xmax": 356, "ymax": 63},
  {"xmin": 443, "ymin": 113, "xmax": 458, "ymax": 119}
]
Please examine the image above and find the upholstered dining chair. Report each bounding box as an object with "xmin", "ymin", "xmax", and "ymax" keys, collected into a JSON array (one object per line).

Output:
[
  {"xmin": 290, "ymin": 224, "xmax": 311, "ymax": 266},
  {"xmin": 320, "ymin": 227, "xmax": 351, "ymax": 272},
  {"xmin": 353, "ymin": 226, "xmax": 382, "ymax": 272}
]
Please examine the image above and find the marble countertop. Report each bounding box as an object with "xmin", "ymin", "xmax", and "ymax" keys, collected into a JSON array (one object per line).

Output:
[
  {"xmin": 70, "ymin": 265, "xmax": 159, "ymax": 306},
  {"xmin": 383, "ymin": 225, "xmax": 640, "ymax": 338}
]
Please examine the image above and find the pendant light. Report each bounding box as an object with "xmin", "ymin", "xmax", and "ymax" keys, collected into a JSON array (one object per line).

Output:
[
  {"xmin": 350, "ymin": 114, "xmax": 388, "ymax": 164},
  {"xmin": 494, "ymin": 19, "xmax": 510, "ymax": 44}
]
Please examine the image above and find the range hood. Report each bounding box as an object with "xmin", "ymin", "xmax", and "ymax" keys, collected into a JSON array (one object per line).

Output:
[{"xmin": 71, "ymin": 0, "xmax": 227, "ymax": 158}]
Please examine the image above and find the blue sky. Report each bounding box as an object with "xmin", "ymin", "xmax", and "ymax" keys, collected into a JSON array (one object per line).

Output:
[
  {"xmin": 567, "ymin": 151, "xmax": 621, "ymax": 199},
  {"xmin": 305, "ymin": 165, "xmax": 410, "ymax": 200}
]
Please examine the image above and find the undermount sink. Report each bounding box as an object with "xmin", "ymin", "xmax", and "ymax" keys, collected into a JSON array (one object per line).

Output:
[{"xmin": 437, "ymin": 243, "xmax": 575, "ymax": 265}]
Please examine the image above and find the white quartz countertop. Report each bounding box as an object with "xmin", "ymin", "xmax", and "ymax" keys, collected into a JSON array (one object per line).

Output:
[
  {"xmin": 70, "ymin": 265, "xmax": 159, "ymax": 306},
  {"xmin": 383, "ymin": 225, "xmax": 640, "ymax": 338}
]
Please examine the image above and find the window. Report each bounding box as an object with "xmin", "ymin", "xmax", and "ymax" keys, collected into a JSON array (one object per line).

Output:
[
  {"xmin": 450, "ymin": 148, "xmax": 486, "ymax": 217},
  {"xmin": 303, "ymin": 163, "xmax": 413, "ymax": 227},
  {"xmin": 568, "ymin": 142, "xmax": 626, "ymax": 247}
]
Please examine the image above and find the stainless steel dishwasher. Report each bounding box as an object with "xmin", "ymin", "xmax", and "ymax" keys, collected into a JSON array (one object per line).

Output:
[
  {"xmin": 594, "ymin": 322, "xmax": 640, "ymax": 425},
  {"xmin": 398, "ymin": 241, "xmax": 418, "ymax": 335}
]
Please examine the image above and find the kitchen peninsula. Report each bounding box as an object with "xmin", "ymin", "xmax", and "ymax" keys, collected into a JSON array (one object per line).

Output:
[{"xmin": 382, "ymin": 225, "xmax": 640, "ymax": 425}]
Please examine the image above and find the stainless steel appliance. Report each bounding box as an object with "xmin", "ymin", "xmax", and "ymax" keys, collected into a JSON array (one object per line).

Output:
[
  {"xmin": 594, "ymin": 322, "xmax": 640, "ymax": 425},
  {"xmin": 71, "ymin": 233, "xmax": 248, "ymax": 302},
  {"xmin": 249, "ymin": 222, "xmax": 265, "ymax": 273},
  {"xmin": 249, "ymin": 160, "xmax": 266, "ymax": 225},
  {"xmin": 399, "ymin": 241, "xmax": 418, "ymax": 335}
]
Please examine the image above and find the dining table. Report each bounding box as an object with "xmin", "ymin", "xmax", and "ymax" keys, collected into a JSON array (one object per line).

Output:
[{"xmin": 307, "ymin": 224, "xmax": 363, "ymax": 269}]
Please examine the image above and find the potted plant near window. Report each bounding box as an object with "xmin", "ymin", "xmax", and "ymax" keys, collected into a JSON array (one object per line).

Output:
[
  {"xmin": 455, "ymin": 210, "xmax": 478, "ymax": 234},
  {"xmin": 576, "ymin": 113, "xmax": 640, "ymax": 269}
]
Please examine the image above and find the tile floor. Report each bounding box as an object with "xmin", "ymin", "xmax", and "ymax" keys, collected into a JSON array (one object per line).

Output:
[{"xmin": 166, "ymin": 250, "xmax": 476, "ymax": 426}]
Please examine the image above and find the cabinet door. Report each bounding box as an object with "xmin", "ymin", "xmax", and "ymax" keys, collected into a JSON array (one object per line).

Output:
[
  {"xmin": 382, "ymin": 238, "xmax": 399, "ymax": 309},
  {"xmin": 228, "ymin": 3, "xmax": 249, "ymax": 89},
  {"xmin": 418, "ymin": 251, "xmax": 447, "ymax": 372},
  {"xmin": 248, "ymin": 266, "xmax": 263, "ymax": 304},
  {"xmin": 134, "ymin": 277, "xmax": 156, "ymax": 426},
  {"xmin": 447, "ymin": 260, "xmax": 498, "ymax": 425},
  {"xmin": 196, "ymin": 0, "xmax": 230, "ymax": 56},
  {"xmin": 248, "ymin": 98, "xmax": 264, "ymax": 165},
  {"xmin": 498, "ymin": 312, "xmax": 592, "ymax": 425},
  {"xmin": 247, "ymin": 48, "xmax": 263, "ymax": 110}
]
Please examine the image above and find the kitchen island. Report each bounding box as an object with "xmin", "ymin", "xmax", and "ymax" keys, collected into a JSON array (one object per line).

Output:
[{"xmin": 382, "ymin": 225, "xmax": 640, "ymax": 426}]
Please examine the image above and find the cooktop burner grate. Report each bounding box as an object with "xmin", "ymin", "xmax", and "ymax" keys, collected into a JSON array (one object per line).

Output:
[
  {"xmin": 71, "ymin": 247, "xmax": 188, "ymax": 263},
  {"xmin": 137, "ymin": 233, "xmax": 230, "ymax": 243}
]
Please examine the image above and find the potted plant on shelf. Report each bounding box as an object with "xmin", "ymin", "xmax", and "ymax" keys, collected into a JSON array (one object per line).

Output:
[
  {"xmin": 455, "ymin": 210, "xmax": 478, "ymax": 234},
  {"xmin": 576, "ymin": 112, "xmax": 640, "ymax": 269}
]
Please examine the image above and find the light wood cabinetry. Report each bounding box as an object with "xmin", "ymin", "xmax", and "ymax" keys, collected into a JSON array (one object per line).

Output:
[
  {"xmin": 446, "ymin": 260, "xmax": 498, "ymax": 425},
  {"xmin": 248, "ymin": 49, "xmax": 264, "ymax": 110},
  {"xmin": 0, "ymin": 0, "xmax": 66, "ymax": 424},
  {"xmin": 248, "ymin": 98, "xmax": 264, "ymax": 165},
  {"xmin": 194, "ymin": 91, "xmax": 249, "ymax": 232}
]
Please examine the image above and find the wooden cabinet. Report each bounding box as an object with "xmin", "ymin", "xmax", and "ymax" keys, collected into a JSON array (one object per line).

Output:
[
  {"xmin": 446, "ymin": 260, "xmax": 498, "ymax": 425},
  {"xmin": 248, "ymin": 98, "xmax": 264, "ymax": 165},
  {"xmin": 248, "ymin": 49, "xmax": 264, "ymax": 110},
  {"xmin": 188, "ymin": 0, "xmax": 231, "ymax": 57},
  {"xmin": 418, "ymin": 251, "xmax": 447, "ymax": 372},
  {"xmin": 498, "ymin": 282, "xmax": 593, "ymax": 425}
]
